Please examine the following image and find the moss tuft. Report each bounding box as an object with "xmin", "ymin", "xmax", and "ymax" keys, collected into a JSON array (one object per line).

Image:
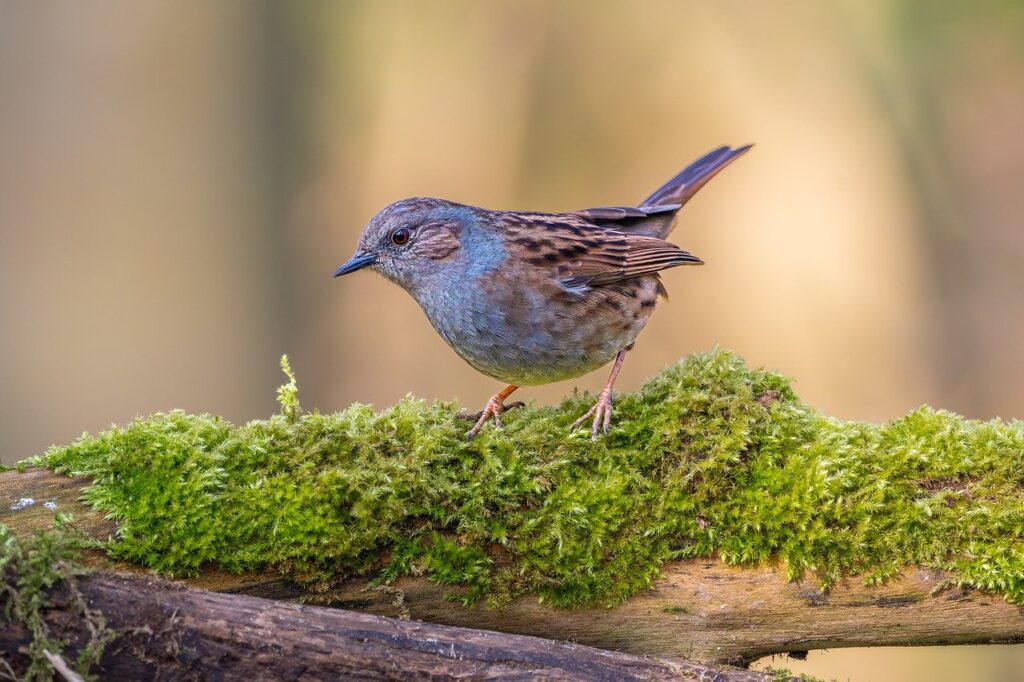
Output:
[
  {"xmin": 26, "ymin": 349, "xmax": 1024, "ymax": 607},
  {"xmin": 0, "ymin": 516, "xmax": 115, "ymax": 680}
]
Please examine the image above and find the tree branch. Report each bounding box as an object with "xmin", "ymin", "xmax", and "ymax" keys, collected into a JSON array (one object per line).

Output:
[
  {"xmin": 0, "ymin": 568, "xmax": 769, "ymax": 681},
  {"xmin": 3, "ymin": 468, "xmax": 1023, "ymax": 667},
  {"xmin": 6, "ymin": 350, "xmax": 1024, "ymax": 672}
]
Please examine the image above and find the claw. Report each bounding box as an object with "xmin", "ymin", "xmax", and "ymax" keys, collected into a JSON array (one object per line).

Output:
[
  {"xmin": 571, "ymin": 388, "xmax": 614, "ymax": 440},
  {"xmin": 461, "ymin": 401, "xmax": 525, "ymax": 424},
  {"xmin": 465, "ymin": 391, "xmax": 521, "ymax": 440}
]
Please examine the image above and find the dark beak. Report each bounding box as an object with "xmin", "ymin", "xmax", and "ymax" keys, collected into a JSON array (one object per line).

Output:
[{"xmin": 333, "ymin": 253, "xmax": 376, "ymax": 278}]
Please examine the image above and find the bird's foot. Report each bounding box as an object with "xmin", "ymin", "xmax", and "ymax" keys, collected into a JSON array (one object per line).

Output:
[
  {"xmin": 571, "ymin": 388, "xmax": 613, "ymax": 440},
  {"xmin": 464, "ymin": 398, "xmax": 525, "ymax": 440}
]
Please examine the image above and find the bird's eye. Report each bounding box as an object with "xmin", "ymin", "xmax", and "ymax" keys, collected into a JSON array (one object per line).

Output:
[{"xmin": 391, "ymin": 228, "xmax": 411, "ymax": 246}]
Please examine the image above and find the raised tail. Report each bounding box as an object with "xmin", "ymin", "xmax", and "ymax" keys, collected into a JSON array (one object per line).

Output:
[
  {"xmin": 643, "ymin": 144, "xmax": 752, "ymax": 208},
  {"xmin": 640, "ymin": 144, "xmax": 751, "ymax": 238},
  {"xmin": 571, "ymin": 144, "xmax": 752, "ymax": 238}
]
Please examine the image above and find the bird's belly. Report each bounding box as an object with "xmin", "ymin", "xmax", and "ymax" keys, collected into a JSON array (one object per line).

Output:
[
  {"xmin": 447, "ymin": 321, "xmax": 625, "ymax": 386},
  {"xmin": 419, "ymin": 276, "xmax": 660, "ymax": 386}
]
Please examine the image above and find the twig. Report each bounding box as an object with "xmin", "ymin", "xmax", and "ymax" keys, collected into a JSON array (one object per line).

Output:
[{"xmin": 42, "ymin": 651, "xmax": 85, "ymax": 682}]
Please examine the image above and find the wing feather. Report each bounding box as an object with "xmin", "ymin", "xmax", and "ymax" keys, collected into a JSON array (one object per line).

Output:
[
  {"xmin": 501, "ymin": 212, "xmax": 702, "ymax": 293},
  {"xmin": 556, "ymin": 232, "xmax": 702, "ymax": 290}
]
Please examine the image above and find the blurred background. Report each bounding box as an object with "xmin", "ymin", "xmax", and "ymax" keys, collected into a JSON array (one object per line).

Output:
[{"xmin": 1, "ymin": 1, "xmax": 1022, "ymax": 679}]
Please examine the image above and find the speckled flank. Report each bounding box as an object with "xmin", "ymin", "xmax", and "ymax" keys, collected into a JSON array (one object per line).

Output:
[{"xmin": 464, "ymin": 269, "xmax": 660, "ymax": 386}]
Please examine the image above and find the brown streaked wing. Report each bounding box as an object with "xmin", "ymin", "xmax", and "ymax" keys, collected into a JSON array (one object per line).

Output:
[
  {"xmin": 505, "ymin": 215, "xmax": 702, "ymax": 291},
  {"xmin": 555, "ymin": 231, "xmax": 702, "ymax": 290}
]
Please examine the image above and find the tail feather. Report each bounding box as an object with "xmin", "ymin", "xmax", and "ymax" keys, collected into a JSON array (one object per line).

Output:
[
  {"xmin": 643, "ymin": 144, "xmax": 752, "ymax": 208},
  {"xmin": 570, "ymin": 144, "xmax": 751, "ymax": 238}
]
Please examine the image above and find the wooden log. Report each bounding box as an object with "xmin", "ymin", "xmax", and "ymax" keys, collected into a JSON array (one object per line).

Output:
[
  {"xmin": 0, "ymin": 570, "xmax": 769, "ymax": 681},
  {"xmin": 4, "ymin": 468, "xmax": 1024, "ymax": 666},
  {"xmin": 316, "ymin": 561, "xmax": 1024, "ymax": 667}
]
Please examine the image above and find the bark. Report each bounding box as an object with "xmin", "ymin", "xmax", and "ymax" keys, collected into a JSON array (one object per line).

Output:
[
  {"xmin": 0, "ymin": 570, "xmax": 768, "ymax": 681},
  {"xmin": 3, "ymin": 468, "xmax": 1024, "ymax": 667}
]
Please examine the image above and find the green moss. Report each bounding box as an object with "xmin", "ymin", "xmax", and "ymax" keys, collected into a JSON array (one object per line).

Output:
[
  {"xmin": 25, "ymin": 349, "xmax": 1024, "ymax": 607},
  {"xmin": 761, "ymin": 668, "xmax": 828, "ymax": 682},
  {"xmin": 0, "ymin": 516, "xmax": 115, "ymax": 681}
]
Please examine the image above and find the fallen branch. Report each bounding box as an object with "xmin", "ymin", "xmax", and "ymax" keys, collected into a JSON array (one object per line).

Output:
[
  {"xmin": 4, "ymin": 349, "xmax": 1024, "ymax": 670},
  {"xmin": 0, "ymin": 568, "xmax": 768, "ymax": 681},
  {"xmin": 3, "ymin": 468, "xmax": 1024, "ymax": 666}
]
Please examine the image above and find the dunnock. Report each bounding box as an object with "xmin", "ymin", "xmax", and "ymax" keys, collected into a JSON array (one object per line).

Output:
[{"xmin": 334, "ymin": 145, "xmax": 751, "ymax": 439}]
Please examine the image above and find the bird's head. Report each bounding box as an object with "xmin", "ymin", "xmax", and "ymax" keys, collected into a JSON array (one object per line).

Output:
[{"xmin": 333, "ymin": 198, "xmax": 474, "ymax": 292}]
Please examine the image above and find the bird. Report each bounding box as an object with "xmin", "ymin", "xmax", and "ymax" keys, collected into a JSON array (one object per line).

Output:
[{"xmin": 334, "ymin": 145, "xmax": 751, "ymax": 440}]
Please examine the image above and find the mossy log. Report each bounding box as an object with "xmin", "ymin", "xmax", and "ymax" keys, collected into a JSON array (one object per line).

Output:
[
  {"xmin": 1, "ymin": 566, "xmax": 769, "ymax": 682},
  {"xmin": 4, "ymin": 350, "xmax": 1024, "ymax": 669},
  {"xmin": 3, "ymin": 470, "xmax": 1024, "ymax": 672},
  {"xmin": 6, "ymin": 466, "xmax": 1024, "ymax": 663},
  {"xmin": 3, "ymin": 470, "xmax": 1024, "ymax": 668}
]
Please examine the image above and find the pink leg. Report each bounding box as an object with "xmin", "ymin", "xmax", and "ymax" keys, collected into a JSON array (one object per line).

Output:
[
  {"xmin": 466, "ymin": 384, "xmax": 519, "ymax": 440},
  {"xmin": 571, "ymin": 350, "xmax": 627, "ymax": 439}
]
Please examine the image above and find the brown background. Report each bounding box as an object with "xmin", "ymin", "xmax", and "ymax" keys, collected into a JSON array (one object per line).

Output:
[{"xmin": 2, "ymin": 2, "xmax": 1023, "ymax": 679}]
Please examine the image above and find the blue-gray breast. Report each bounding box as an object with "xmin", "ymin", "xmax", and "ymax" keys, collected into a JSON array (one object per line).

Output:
[{"xmin": 334, "ymin": 145, "xmax": 751, "ymax": 439}]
